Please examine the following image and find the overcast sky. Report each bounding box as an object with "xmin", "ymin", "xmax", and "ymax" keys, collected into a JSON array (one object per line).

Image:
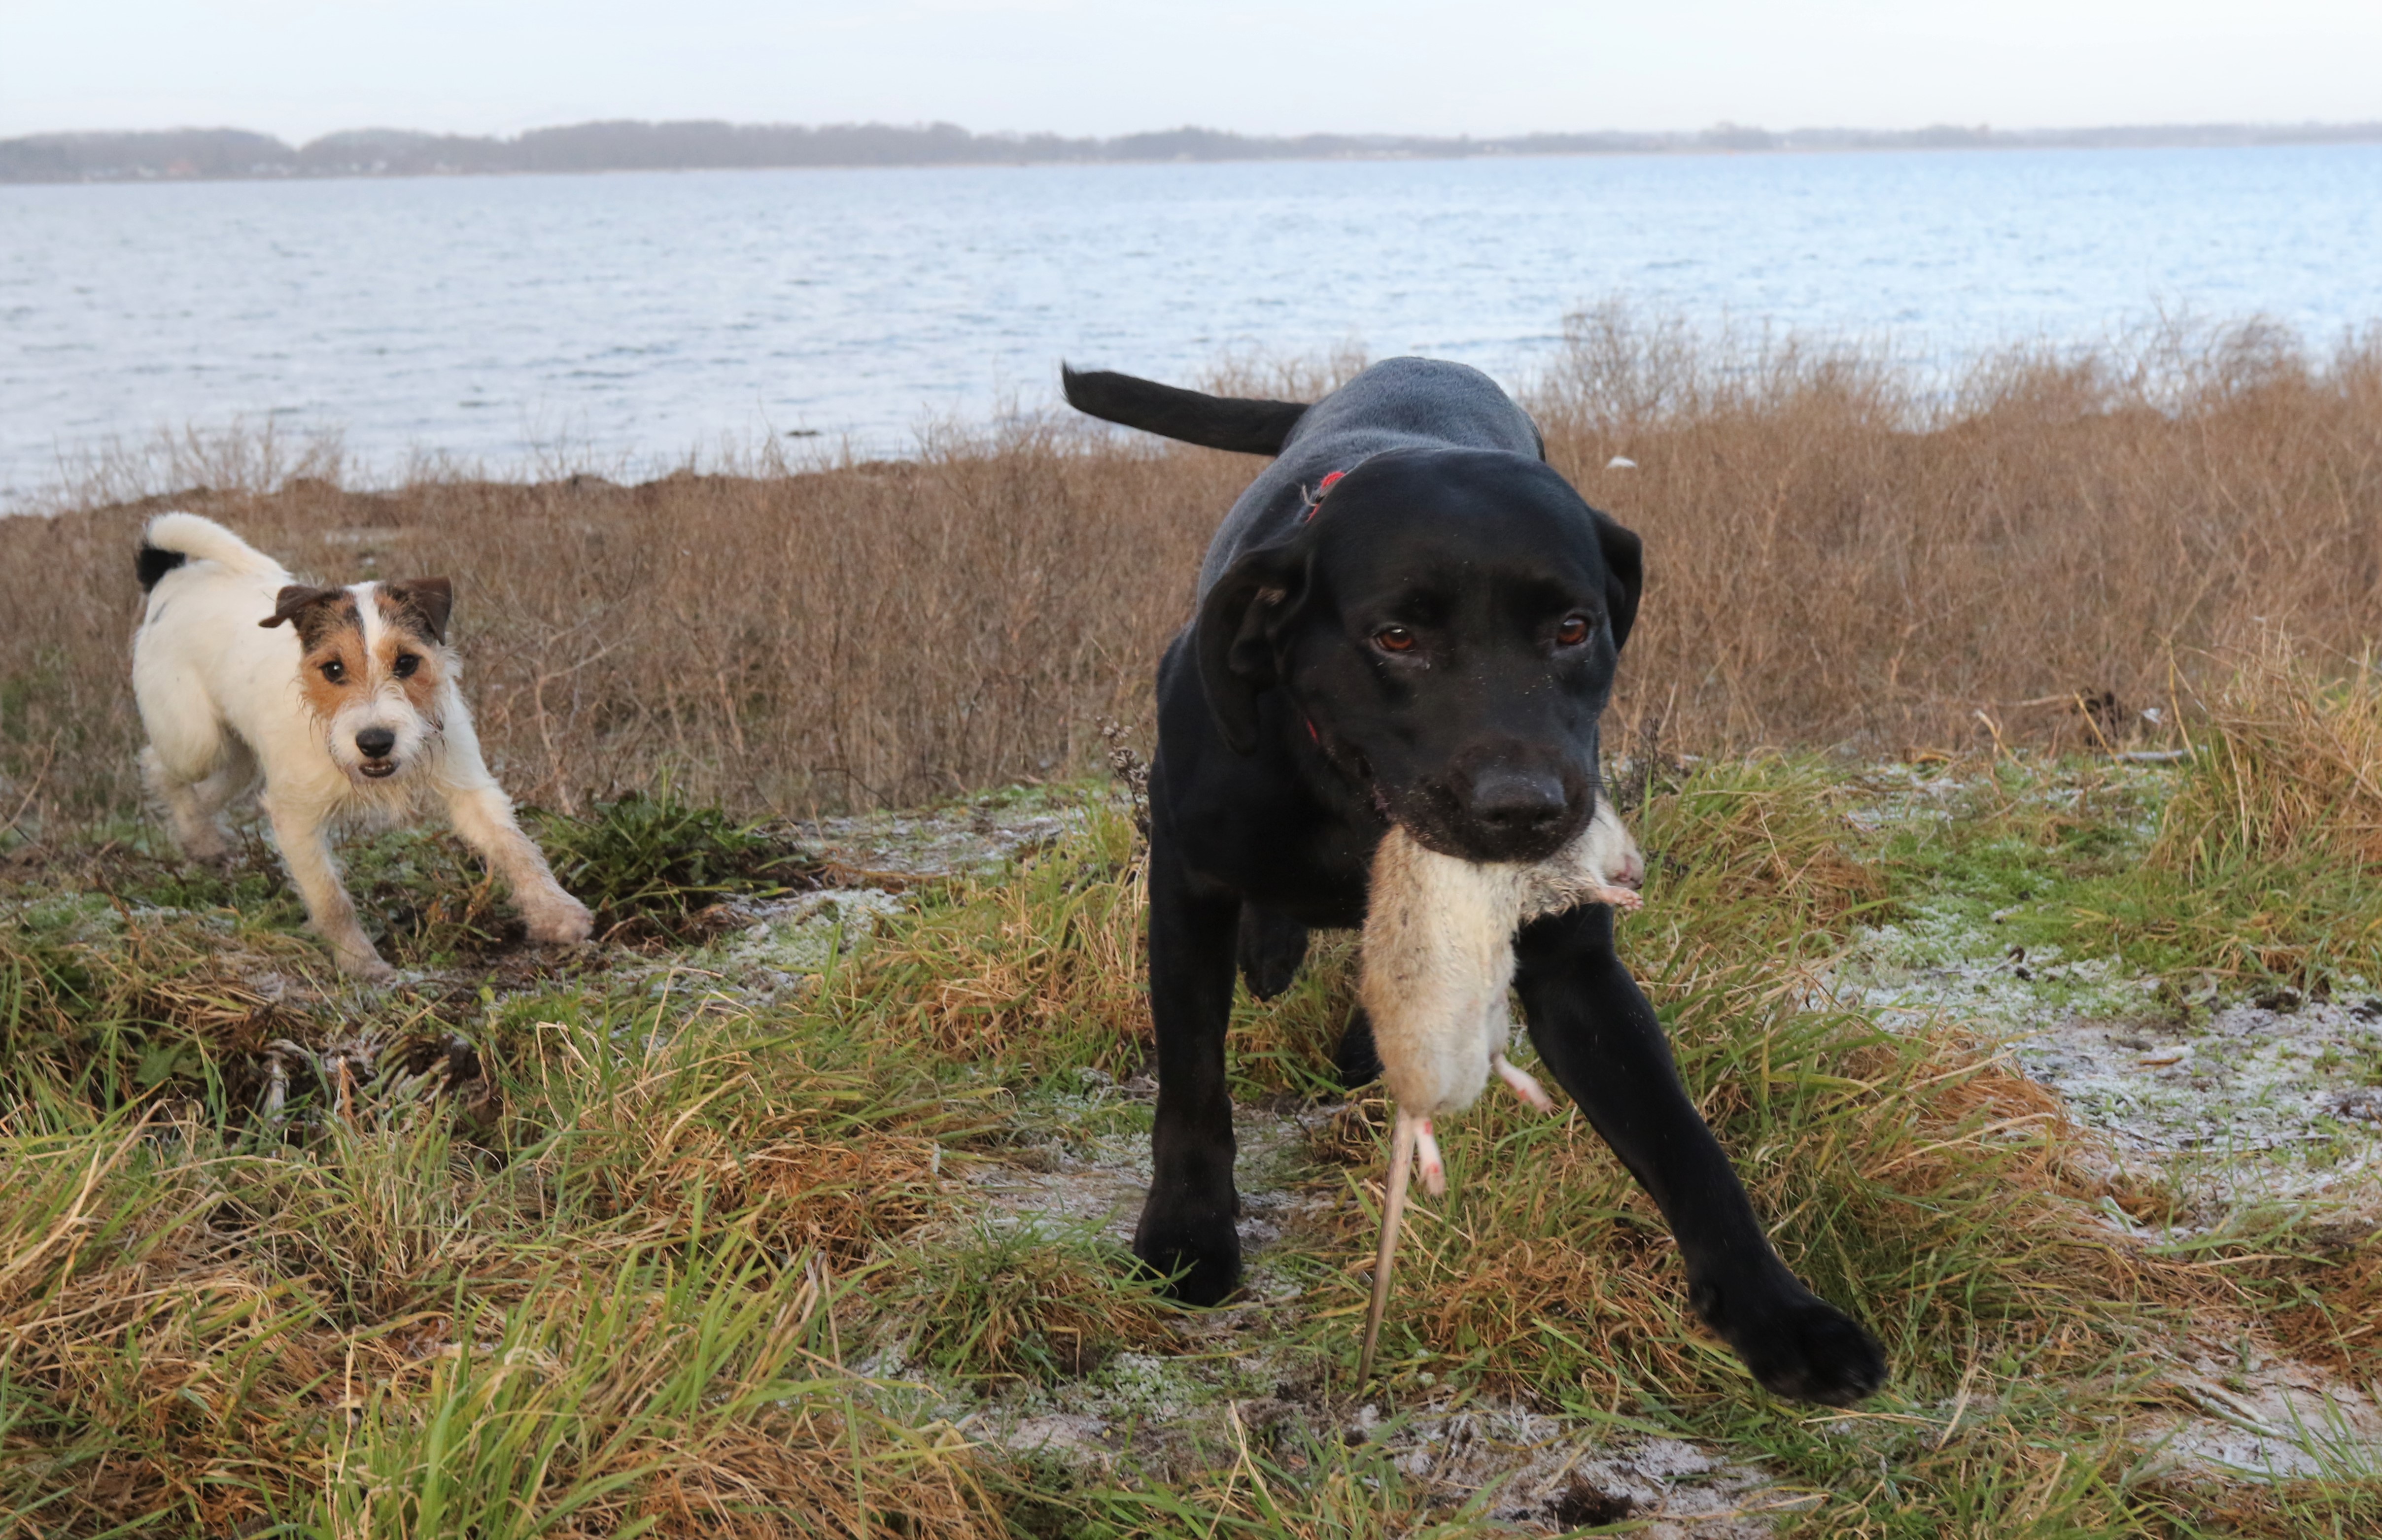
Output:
[{"xmin": 4, "ymin": 0, "xmax": 2377, "ymax": 143}]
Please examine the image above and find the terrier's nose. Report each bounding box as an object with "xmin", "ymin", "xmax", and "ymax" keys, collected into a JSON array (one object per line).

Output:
[
  {"xmin": 354, "ymin": 727, "xmax": 397, "ymax": 759},
  {"xmin": 1464, "ymin": 766, "xmax": 1568, "ymax": 834}
]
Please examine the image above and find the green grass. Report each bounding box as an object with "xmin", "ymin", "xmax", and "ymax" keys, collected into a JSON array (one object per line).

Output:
[
  {"xmin": 872, "ymin": 1216, "xmax": 1179, "ymax": 1385},
  {"xmin": 9, "ymin": 730, "xmax": 2382, "ymax": 1535},
  {"xmin": 533, "ymin": 782, "xmax": 818, "ymax": 944},
  {"xmin": 1867, "ymin": 756, "xmax": 2382, "ymax": 998}
]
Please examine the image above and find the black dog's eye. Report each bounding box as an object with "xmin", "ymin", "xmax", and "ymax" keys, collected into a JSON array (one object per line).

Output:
[
  {"xmin": 393, "ymin": 653, "xmax": 420, "ymax": 679},
  {"xmin": 319, "ymin": 659, "xmax": 345, "ymax": 683},
  {"xmin": 1373, "ymin": 625, "xmax": 1418, "ymax": 654},
  {"xmin": 1555, "ymin": 615, "xmax": 1592, "ymax": 647}
]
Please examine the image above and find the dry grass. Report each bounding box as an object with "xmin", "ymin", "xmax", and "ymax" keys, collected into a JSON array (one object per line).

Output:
[
  {"xmin": 836, "ymin": 801, "xmax": 1153, "ymax": 1074},
  {"xmin": 5, "ymin": 313, "xmax": 2378, "ymax": 829},
  {"xmin": 0, "ymin": 1138, "xmax": 995, "ymax": 1537},
  {"xmin": 870, "ymin": 1216, "xmax": 1179, "ymax": 1384},
  {"xmin": 0, "ymin": 995, "xmax": 1013, "ymax": 1537},
  {"xmin": 0, "ymin": 898, "xmax": 337, "ymax": 1104},
  {"xmin": 2027, "ymin": 633, "xmax": 2382, "ymax": 988},
  {"xmin": 1550, "ymin": 308, "xmax": 2382, "ymax": 758},
  {"xmin": 0, "ymin": 435, "xmax": 1239, "ymax": 824},
  {"xmin": 2154, "ymin": 630, "xmax": 2382, "ymax": 875},
  {"xmin": 11, "ymin": 741, "xmax": 2382, "ymax": 1533}
]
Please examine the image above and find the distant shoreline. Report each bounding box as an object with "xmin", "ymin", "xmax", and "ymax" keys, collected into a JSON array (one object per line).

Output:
[{"xmin": 5, "ymin": 116, "xmax": 2380, "ymax": 185}]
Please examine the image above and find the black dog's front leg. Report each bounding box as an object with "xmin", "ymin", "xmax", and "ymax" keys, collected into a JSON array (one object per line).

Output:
[
  {"xmin": 1514, "ymin": 904, "xmax": 1886, "ymax": 1405},
  {"xmin": 1136, "ymin": 814, "xmax": 1245, "ymax": 1304}
]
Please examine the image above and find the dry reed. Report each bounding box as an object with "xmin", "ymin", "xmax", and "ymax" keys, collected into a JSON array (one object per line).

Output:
[
  {"xmin": 3, "ymin": 311, "xmax": 2377, "ymax": 831},
  {"xmin": 2152, "ymin": 629, "xmax": 2382, "ymax": 874}
]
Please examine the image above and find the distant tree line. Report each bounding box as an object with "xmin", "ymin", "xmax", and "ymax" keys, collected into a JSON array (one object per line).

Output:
[{"xmin": 4, "ymin": 117, "xmax": 2378, "ymax": 183}]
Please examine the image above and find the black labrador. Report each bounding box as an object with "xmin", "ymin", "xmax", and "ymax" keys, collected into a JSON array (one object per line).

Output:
[{"xmin": 1064, "ymin": 356, "xmax": 1886, "ymax": 1406}]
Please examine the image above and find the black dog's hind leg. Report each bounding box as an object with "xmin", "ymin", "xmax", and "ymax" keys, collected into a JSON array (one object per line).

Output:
[
  {"xmin": 1513, "ymin": 904, "xmax": 1887, "ymax": 1405},
  {"xmin": 1334, "ymin": 1006, "xmax": 1383, "ymax": 1089},
  {"xmin": 1237, "ymin": 905, "xmax": 1309, "ymax": 1000},
  {"xmin": 1136, "ymin": 814, "xmax": 1246, "ymax": 1305}
]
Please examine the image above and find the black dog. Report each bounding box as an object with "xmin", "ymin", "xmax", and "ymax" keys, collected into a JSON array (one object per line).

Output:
[{"xmin": 1064, "ymin": 357, "xmax": 1885, "ymax": 1406}]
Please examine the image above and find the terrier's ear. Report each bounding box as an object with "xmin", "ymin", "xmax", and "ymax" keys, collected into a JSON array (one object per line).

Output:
[
  {"xmin": 259, "ymin": 585, "xmax": 345, "ymax": 629},
  {"xmin": 384, "ymin": 577, "xmax": 454, "ymax": 643}
]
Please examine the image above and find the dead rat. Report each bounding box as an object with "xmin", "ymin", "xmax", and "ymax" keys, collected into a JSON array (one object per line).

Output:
[{"xmin": 1354, "ymin": 798, "xmax": 1645, "ymax": 1384}]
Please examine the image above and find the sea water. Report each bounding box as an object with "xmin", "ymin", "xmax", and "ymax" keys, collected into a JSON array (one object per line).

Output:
[{"xmin": 2, "ymin": 143, "xmax": 2377, "ymax": 506}]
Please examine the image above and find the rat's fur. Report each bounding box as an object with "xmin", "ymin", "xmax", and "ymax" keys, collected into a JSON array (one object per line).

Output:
[
  {"xmin": 1354, "ymin": 799, "xmax": 1643, "ymax": 1381},
  {"xmin": 1359, "ymin": 798, "xmax": 1644, "ymax": 1182}
]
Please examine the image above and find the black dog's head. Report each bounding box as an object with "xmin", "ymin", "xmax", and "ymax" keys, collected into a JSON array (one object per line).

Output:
[{"xmin": 1198, "ymin": 448, "xmax": 1642, "ymax": 863}]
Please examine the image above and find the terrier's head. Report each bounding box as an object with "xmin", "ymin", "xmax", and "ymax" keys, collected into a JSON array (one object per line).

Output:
[{"xmin": 260, "ymin": 578, "xmax": 453, "ymax": 783}]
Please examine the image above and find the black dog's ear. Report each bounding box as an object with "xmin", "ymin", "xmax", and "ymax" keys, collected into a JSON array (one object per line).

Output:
[
  {"xmin": 1195, "ymin": 540, "xmax": 1311, "ymax": 754},
  {"xmin": 1593, "ymin": 512, "xmax": 1643, "ymax": 654}
]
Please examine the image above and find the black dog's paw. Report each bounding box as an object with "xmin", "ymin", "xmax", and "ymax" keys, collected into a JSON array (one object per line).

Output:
[
  {"xmin": 1738, "ymin": 1298, "xmax": 1888, "ymax": 1406},
  {"xmin": 1693, "ymin": 1276, "xmax": 1887, "ymax": 1406},
  {"xmin": 1133, "ymin": 1207, "xmax": 1242, "ymax": 1306}
]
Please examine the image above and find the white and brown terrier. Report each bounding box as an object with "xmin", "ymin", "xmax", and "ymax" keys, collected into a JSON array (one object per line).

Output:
[{"xmin": 131, "ymin": 513, "xmax": 591, "ymax": 979}]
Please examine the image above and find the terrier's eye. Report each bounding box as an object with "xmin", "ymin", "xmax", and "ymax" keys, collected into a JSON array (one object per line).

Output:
[
  {"xmin": 1373, "ymin": 626, "xmax": 1417, "ymax": 654},
  {"xmin": 319, "ymin": 659, "xmax": 345, "ymax": 683},
  {"xmin": 1555, "ymin": 616, "xmax": 1592, "ymax": 647},
  {"xmin": 394, "ymin": 653, "xmax": 420, "ymax": 678}
]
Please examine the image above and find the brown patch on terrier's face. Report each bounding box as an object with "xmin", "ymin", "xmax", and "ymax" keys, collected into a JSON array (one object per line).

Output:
[
  {"xmin": 374, "ymin": 582, "xmax": 451, "ymax": 715},
  {"xmin": 276, "ymin": 590, "xmax": 370, "ymax": 720}
]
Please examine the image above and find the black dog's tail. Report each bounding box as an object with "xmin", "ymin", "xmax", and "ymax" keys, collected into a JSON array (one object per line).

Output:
[{"xmin": 1061, "ymin": 365, "xmax": 1308, "ymax": 456}]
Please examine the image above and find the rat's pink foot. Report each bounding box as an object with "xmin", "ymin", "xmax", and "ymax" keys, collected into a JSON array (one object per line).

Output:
[
  {"xmin": 1593, "ymin": 883, "xmax": 1643, "ymax": 911},
  {"xmin": 1414, "ymin": 1118, "xmax": 1446, "ymax": 1197},
  {"xmin": 1493, "ymin": 1054, "xmax": 1557, "ymax": 1112}
]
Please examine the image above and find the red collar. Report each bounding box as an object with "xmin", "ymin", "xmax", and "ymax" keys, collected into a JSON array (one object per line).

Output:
[{"xmin": 1301, "ymin": 469, "xmax": 1348, "ymax": 521}]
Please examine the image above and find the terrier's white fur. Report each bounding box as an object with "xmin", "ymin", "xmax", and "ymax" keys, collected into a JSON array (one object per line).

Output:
[
  {"xmin": 1353, "ymin": 799, "xmax": 1644, "ymax": 1381},
  {"xmin": 131, "ymin": 513, "xmax": 591, "ymax": 980}
]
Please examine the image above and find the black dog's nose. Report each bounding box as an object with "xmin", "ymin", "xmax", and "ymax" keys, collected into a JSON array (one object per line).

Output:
[
  {"xmin": 1464, "ymin": 765, "xmax": 1569, "ymax": 832},
  {"xmin": 355, "ymin": 728, "xmax": 396, "ymax": 759}
]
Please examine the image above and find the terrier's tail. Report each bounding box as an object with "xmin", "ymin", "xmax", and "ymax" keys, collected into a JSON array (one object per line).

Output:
[{"xmin": 137, "ymin": 512, "xmax": 281, "ymax": 591}]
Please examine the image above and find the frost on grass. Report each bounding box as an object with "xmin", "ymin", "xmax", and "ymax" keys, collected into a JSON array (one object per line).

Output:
[
  {"xmin": 794, "ymin": 784, "xmax": 1086, "ymax": 881},
  {"xmin": 700, "ymin": 886, "xmax": 908, "ymax": 998},
  {"xmin": 1829, "ymin": 761, "xmax": 2382, "ymax": 1482},
  {"xmin": 1840, "ymin": 901, "xmax": 2382, "ymax": 1213},
  {"xmin": 2150, "ymin": 1346, "xmax": 2382, "ymax": 1481},
  {"xmin": 1832, "ymin": 767, "xmax": 2382, "ymax": 1216},
  {"xmin": 1354, "ymin": 1401, "xmax": 1803, "ymax": 1538}
]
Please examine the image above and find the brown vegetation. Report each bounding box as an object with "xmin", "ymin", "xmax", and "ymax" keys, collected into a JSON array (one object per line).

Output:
[
  {"xmin": 2152, "ymin": 627, "xmax": 2382, "ymax": 873},
  {"xmin": 4, "ymin": 313, "xmax": 2378, "ymax": 830}
]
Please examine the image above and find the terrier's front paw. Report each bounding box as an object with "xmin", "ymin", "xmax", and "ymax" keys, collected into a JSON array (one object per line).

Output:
[
  {"xmin": 528, "ymin": 895, "xmax": 594, "ymax": 946},
  {"xmin": 335, "ymin": 947, "xmax": 396, "ymax": 983}
]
